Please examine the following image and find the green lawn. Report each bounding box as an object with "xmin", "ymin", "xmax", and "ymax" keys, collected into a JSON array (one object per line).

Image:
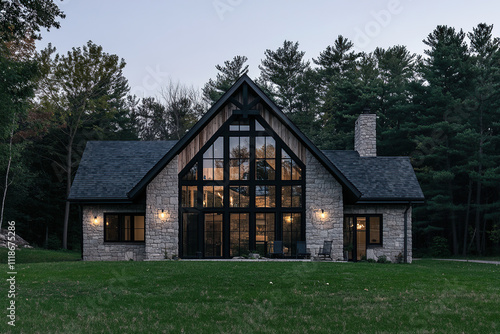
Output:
[
  {"xmin": 1, "ymin": 256, "xmax": 499, "ymax": 333},
  {"xmin": 0, "ymin": 247, "xmax": 81, "ymax": 264}
]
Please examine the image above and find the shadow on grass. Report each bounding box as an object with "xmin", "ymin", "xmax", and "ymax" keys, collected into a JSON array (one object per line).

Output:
[{"xmin": 0, "ymin": 247, "xmax": 81, "ymax": 264}]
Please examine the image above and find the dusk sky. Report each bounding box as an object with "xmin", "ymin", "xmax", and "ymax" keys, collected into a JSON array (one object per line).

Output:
[{"xmin": 37, "ymin": 0, "xmax": 500, "ymax": 98}]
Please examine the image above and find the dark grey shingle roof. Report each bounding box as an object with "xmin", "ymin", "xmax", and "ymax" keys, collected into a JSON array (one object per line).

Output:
[
  {"xmin": 322, "ymin": 150, "xmax": 424, "ymax": 201},
  {"xmin": 69, "ymin": 141, "xmax": 423, "ymax": 203},
  {"xmin": 68, "ymin": 141, "xmax": 177, "ymax": 201}
]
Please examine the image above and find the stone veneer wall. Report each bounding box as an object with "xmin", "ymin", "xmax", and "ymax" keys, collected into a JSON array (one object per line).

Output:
[
  {"xmin": 305, "ymin": 150, "xmax": 344, "ymax": 260},
  {"xmin": 82, "ymin": 204, "xmax": 146, "ymax": 261},
  {"xmin": 145, "ymin": 156, "xmax": 178, "ymax": 260},
  {"xmin": 354, "ymin": 113, "xmax": 377, "ymax": 157},
  {"xmin": 344, "ymin": 205, "xmax": 412, "ymax": 263}
]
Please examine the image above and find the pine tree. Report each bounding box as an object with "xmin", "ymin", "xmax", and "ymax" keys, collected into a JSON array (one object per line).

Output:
[
  {"xmin": 258, "ymin": 40, "xmax": 310, "ymax": 114},
  {"xmin": 411, "ymin": 26, "xmax": 474, "ymax": 255},
  {"xmin": 465, "ymin": 23, "xmax": 500, "ymax": 254},
  {"xmin": 202, "ymin": 55, "xmax": 248, "ymax": 105},
  {"xmin": 374, "ymin": 45, "xmax": 419, "ymax": 156}
]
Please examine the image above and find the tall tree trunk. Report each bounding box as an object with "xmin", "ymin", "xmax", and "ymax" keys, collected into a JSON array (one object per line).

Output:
[
  {"xmin": 463, "ymin": 178, "xmax": 472, "ymax": 256},
  {"xmin": 481, "ymin": 214, "xmax": 487, "ymax": 254},
  {"xmin": 474, "ymin": 174, "xmax": 482, "ymax": 254},
  {"xmin": 0, "ymin": 116, "xmax": 15, "ymax": 230},
  {"xmin": 446, "ymin": 152, "xmax": 459, "ymax": 255},
  {"xmin": 450, "ymin": 187, "xmax": 459, "ymax": 256},
  {"xmin": 62, "ymin": 136, "xmax": 74, "ymax": 249},
  {"xmin": 475, "ymin": 109, "xmax": 484, "ymax": 255}
]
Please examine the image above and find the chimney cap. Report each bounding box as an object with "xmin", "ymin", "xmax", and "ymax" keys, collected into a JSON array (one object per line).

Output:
[{"xmin": 362, "ymin": 107, "xmax": 371, "ymax": 114}]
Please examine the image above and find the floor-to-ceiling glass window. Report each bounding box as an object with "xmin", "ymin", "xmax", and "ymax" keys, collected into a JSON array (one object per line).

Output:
[{"xmin": 179, "ymin": 115, "xmax": 305, "ymax": 258}]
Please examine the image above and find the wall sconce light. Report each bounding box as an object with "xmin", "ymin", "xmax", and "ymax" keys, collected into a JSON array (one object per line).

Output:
[
  {"xmin": 320, "ymin": 209, "xmax": 326, "ymax": 219},
  {"xmin": 159, "ymin": 209, "xmax": 168, "ymax": 220},
  {"xmin": 93, "ymin": 216, "xmax": 98, "ymax": 225}
]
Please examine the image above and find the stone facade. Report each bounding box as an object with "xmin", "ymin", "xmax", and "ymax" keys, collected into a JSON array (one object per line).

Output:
[
  {"xmin": 344, "ymin": 204, "xmax": 412, "ymax": 263},
  {"xmin": 354, "ymin": 113, "xmax": 377, "ymax": 157},
  {"xmin": 305, "ymin": 150, "xmax": 344, "ymax": 260},
  {"xmin": 82, "ymin": 156, "xmax": 412, "ymax": 263},
  {"xmin": 82, "ymin": 204, "xmax": 146, "ymax": 261},
  {"xmin": 145, "ymin": 156, "xmax": 179, "ymax": 260}
]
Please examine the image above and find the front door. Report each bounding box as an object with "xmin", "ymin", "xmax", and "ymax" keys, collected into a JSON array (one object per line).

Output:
[
  {"xmin": 344, "ymin": 215, "xmax": 383, "ymax": 261},
  {"xmin": 356, "ymin": 217, "xmax": 367, "ymax": 260}
]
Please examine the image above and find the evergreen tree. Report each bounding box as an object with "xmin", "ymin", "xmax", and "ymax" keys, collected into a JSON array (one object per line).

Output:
[
  {"xmin": 411, "ymin": 26, "xmax": 474, "ymax": 255},
  {"xmin": 258, "ymin": 40, "xmax": 310, "ymax": 114},
  {"xmin": 202, "ymin": 55, "xmax": 248, "ymax": 105},
  {"xmin": 465, "ymin": 23, "xmax": 500, "ymax": 254},
  {"xmin": 315, "ymin": 48, "xmax": 378, "ymax": 150},
  {"xmin": 374, "ymin": 45, "xmax": 419, "ymax": 156}
]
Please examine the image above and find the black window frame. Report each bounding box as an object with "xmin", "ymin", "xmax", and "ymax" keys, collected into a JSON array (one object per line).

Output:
[
  {"xmin": 104, "ymin": 213, "xmax": 146, "ymax": 243},
  {"xmin": 366, "ymin": 215, "xmax": 382, "ymax": 246},
  {"xmin": 344, "ymin": 214, "xmax": 383, "ymax": 247},
  {"xmin": 178, "ymin": 113, "xmax": 306, "ymax": 258}
]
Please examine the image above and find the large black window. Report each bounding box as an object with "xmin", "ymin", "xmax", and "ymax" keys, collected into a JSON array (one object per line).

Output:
[
  {"xmin": 179, "ymin": 115, "xmax": 305, "ymax": 258},
  {"xmin": 104, "ymin": 213, "xmax": 145, "ymax": 242}
]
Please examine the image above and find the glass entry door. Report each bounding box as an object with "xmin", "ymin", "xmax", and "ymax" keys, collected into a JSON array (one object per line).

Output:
[
  {"xmin": 356, "ymin": 217, "xmax": 367, "ymax": 260},
  {"xmin": 344, "ymin": 215, "xmax": 375, "ymax": 261}
]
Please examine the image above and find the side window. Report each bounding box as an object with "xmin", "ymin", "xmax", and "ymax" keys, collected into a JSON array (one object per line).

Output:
[
  {"xmin": 368, "ymin": 216, "xmax": 382, "ymax": 245},
  {"xmin": 104, "ymin": 213, "xmax": 146, "ymax": 242}
]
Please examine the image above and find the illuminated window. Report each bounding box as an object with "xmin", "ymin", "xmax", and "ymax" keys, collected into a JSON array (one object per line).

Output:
[{"xmin": 104, "ymin": 213, "xmax": 145, "ymax": 242}]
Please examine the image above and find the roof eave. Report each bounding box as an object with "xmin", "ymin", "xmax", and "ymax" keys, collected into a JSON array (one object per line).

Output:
[
  {"xmin": 68, "ymin": 197, "xmax": 135, "ymax": 204},
  {"xmin": 355, "ymin": 197, "xmax": 425, "ymax": 204}
]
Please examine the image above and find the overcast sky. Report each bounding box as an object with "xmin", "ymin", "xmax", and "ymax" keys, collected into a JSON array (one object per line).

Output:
[{"xmin": 36, "ymin": 0, "xmax": 500, "ymax": 98}]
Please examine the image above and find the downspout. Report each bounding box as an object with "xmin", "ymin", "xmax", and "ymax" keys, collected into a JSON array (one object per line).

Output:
[{"xmin": 404, "ymin": 202, "xmax": 411, "ymax": 263}]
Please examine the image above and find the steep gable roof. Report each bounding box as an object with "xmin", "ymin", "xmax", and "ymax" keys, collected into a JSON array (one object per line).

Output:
[
  {"xmin": 322, "ymin": 150, "xmax": 424, "ymax": 202},
  {"xmin": 69, "ymin": 75, "xmax": 424, "ymax": 204},
  {"xmin": 127, "ymin": 74, "xmax": 362, "ymax": 200},
  {"xmin": 68, "ymin": 141, "xmax": 176, "ymax": 202}
]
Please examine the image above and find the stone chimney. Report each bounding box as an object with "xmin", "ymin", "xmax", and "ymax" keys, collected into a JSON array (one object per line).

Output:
[{"xmin": 354, "ymin": 108, "xmax": 376, "ymax": 157}]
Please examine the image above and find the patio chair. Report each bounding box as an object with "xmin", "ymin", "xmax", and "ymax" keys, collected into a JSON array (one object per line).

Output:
[
  {"xmin": 269, "ymin": 240, "xmax": 284, "ymax": 258},
  {"xmin": 296, "ymin": 241, "xmax": 311, "ymax": 259},
  {"xmin": 318, "ymin": 240, "xmax": 333, "ymax": 259}
]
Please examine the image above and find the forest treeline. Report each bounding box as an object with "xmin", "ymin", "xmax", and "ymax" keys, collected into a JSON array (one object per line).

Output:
[{"xmin": 1, "ymin": 1, "xmax": 499, "ymax": 255}]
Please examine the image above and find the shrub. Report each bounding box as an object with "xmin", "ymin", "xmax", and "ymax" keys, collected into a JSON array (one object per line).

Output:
[
  {"xmin": 430, "ymin": 236, "xmax": 451, "ymax": 257},
  {"xmin": 47, "ymin": 235, "xmax": 62, "ymax": 250},
  {"xmin": 377, "ymin": 255, "xmax": 391, "ymax": 264}
]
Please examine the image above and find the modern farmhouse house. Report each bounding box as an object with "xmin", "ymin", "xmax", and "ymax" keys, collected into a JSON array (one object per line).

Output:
[{"xmin": 69, "ymin": 75, "xmax": 424, "ymax": 262}]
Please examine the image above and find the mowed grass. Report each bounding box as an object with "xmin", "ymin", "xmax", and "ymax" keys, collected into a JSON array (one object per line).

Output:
[
  {"xmin": 0, "ymin": 248, "xmax": 81, "ymax": 264},
  {"xmin": 1, "ymin": 257, "xmax": 499, "ymax": 333}
]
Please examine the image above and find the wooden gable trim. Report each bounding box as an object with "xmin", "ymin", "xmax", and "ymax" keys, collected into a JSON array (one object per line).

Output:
[{"xmin": 178, "ymin": 102, "xmax": 233, "ymax": 171}]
